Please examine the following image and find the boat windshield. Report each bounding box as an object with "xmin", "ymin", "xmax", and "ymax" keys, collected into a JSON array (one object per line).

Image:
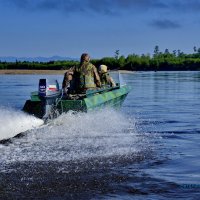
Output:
[{"xmin": 109, "ymin": 71, "xmax": 126, "ymax": 86}]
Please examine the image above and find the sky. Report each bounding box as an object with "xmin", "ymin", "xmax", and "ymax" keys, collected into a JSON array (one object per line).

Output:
[{"xmin": 0, "ymin": 0, "xmax": 200, "ymax": 58}]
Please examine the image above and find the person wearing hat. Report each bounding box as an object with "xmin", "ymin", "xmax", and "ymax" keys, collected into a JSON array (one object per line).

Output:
[
  {"xmin": 98, "ymin": 65, "xmax": 116, "ymax": 87},
  {"xmin": 69, "ymin": 53, "xmax": 101, "ymax": 93},
  {"xmin": 62, "ymin": 53, "xmax": 101, "ymax": 94}
]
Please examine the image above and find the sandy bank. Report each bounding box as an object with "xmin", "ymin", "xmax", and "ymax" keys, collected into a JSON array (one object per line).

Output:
[
  {"xmin": 0, "ymin": 69, "xmax": 67, "ymax": 75},
  {"xmin": 0, "ymin": 69, "xmax": 135, "ymax": 75}
]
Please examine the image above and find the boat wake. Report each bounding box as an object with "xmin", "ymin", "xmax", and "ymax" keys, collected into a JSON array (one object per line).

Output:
[
  {"xmin": 0, "ymin": 109, "xmax": 153, "ymax": 169},
  {"xmin": 0, "ymin": 107, "xmax": 44, "ymax": 141}
]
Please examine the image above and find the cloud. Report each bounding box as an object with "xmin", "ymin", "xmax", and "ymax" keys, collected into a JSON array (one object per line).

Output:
[
  {"xmin": 170, "ymin": 0, "xmax": 200, "ymax": 12},
  {"xmin": 151, "ymin": 19, "xmax": 181, "ymax": 29},
  {"xmin": 6, "ymin": 0, "xmax": 84, "ymax": 13},
  {"xmin": 3, "ymin": 0, "xmax": 200, "ymax": 16},
  {"xmin": 3, "ymin": 0, "xmax": 168, "ymax": 15}
]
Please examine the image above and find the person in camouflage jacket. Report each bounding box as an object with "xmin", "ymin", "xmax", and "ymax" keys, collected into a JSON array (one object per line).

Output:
[
  {"xmin": 98, "ymin": 65, "xmax": 116, "ymax": 87},
  {"xmin": 62, "ymin": 53, "xmax": 101, "ymax": 94}
]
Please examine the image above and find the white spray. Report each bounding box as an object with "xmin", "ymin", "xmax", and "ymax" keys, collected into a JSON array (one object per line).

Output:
[
  {"xmin": 0, "ymin": 107, "xmax": 44, "ymax": 140},
  {"xmin": 0, "ymin": 109, "xmax": 148, "ymax": 168}
]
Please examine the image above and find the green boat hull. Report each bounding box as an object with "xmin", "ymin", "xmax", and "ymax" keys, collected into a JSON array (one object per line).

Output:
[{"xmin": 23, "ymin": 85, "xmax": 131, "ymax": 119}]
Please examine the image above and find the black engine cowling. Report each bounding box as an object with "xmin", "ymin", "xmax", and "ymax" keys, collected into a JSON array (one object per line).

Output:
[{"xmin": 38, "ymin": 79, "xmax": 61, "ymax": 120}]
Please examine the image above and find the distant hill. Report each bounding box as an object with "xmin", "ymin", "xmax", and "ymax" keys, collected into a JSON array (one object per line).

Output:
[{"xmin": 0, "ymin": 56, "xmax": 78, "ymax": 62}]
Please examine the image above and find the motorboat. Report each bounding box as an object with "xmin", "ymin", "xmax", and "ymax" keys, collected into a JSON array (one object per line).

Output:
[{"xmin": 23, "ymin": 72, "xmax": 131, "ymax": 120}]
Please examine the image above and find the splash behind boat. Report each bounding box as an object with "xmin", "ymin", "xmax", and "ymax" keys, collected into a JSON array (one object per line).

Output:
[{"xmin": 23, "ymin": 72, "xmax": 131, "ymax": 120}]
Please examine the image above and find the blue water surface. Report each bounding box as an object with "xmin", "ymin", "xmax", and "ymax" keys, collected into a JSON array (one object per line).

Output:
[{"xmin": 0, "ymin": 71, "xmax": 199, "ymax": 200}]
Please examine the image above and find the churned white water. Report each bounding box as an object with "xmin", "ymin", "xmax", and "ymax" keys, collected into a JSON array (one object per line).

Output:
[
  {"xmin": 0, "ymin": 109, "xmax": 144, "ymax": 168},
  {"xmin": 0, "ymin": 107, "xmax": 44, "ymax": 140}
]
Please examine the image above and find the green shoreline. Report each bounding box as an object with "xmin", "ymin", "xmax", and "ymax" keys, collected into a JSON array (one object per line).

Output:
[{"xmin": 1, "ymin": 46, "xmax": 200, "ymax": 71}]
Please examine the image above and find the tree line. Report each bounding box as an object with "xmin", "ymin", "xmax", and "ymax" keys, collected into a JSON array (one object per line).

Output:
[{"xmin": 1, "ymin": 46, "xmax": 200, "ymax": 71}]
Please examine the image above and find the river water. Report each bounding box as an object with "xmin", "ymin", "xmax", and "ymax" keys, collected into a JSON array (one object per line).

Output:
[{"xmin": 0, "ymin": 71, "xmax": 199, "ymax": 199}]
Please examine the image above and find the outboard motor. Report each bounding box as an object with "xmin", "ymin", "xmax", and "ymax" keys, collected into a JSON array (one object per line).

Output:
[{"xmin": 38, "ymin": 79, "xmax": 61, "ymax": 120}]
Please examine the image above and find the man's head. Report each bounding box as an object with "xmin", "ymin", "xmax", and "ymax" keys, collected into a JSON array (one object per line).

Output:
[
  {"xmin": 80, "ymin": 53, "xmax": 90, "ymax": 63},
  {"xmin": 99, "ymin": 65, "xmax": 107, "ymax": 74}
]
